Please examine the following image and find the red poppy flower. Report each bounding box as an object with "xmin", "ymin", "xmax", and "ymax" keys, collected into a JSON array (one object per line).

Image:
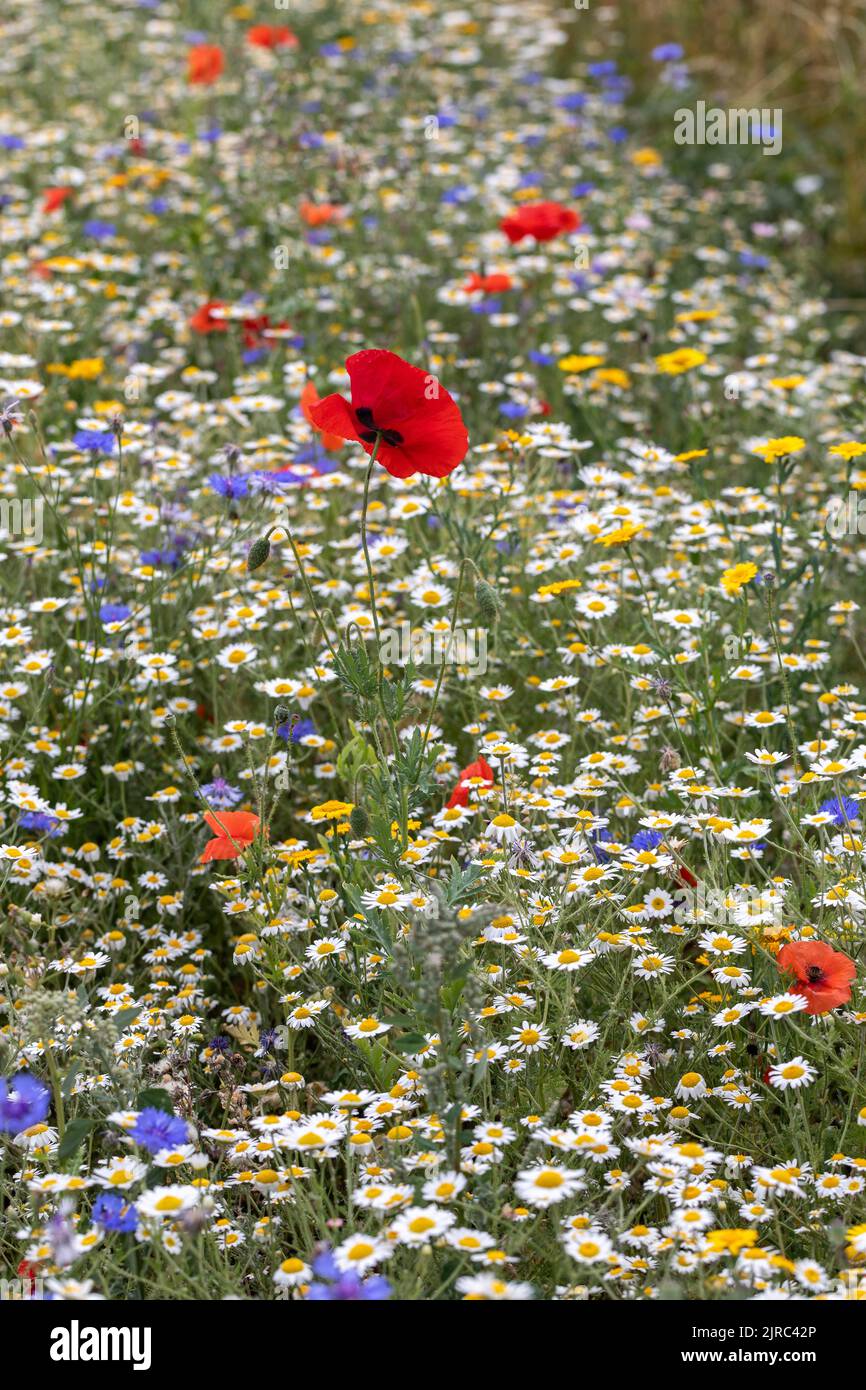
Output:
[
  {"xmin": 447, "ymin": 757, "xmax": 495, "ymax": 809},
  {"xmin": 42, "ymin": 186, "xmax": 73, "ymax": 214},
  {"xmin": 247, "ymin": 24, "xmax": 298, "ymax": 49},
  {"xmin": 299, "ymin": 201, "xmax": 343, "ymax": 227},
  {"xmin": 187, "ymin": 44, "xmax": 225, "ymax": 86},
  {"xmin": 301, "ymin": 381, "xmax": 344, "ymax": 452},
  {"xmin": 241, "ymin": 314, "xmax": 288, "ymax": 351},
  {"xmin": 17, "ymin": 1258, "xmax": 42, "ymax": 1296},
  {"xmin": 200, "ymin": 810, "xmax": 261, "ymax": 863},
  {"xmin": 308, "ymin": 349, "xmax": 469, "ymax": 479},
  {"xmin": 464, "ymin": 272, "xmax": 513, "ymax": 294},
  {"xmin": 500, "ymin": 201, "xmax": 581, "ymax": 244},
  {"xmin": 776, "ymin": 939, "xmax": 856, "ymax": 1015},
  {"xmin": 190, "ymin": 300, "xmax": 229, "ymax": 334}
]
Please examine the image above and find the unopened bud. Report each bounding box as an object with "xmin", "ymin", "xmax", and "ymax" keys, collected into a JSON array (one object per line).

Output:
[
  {"xmin": 247, "ymin": 537, "xmax": 271, "ymax": 572},
  {"xmin": 475, "ymin": 579, "xmax": 500, "ymax": 625},
  {"xmin": 274, "ymin": 704, "xmax": 290, "ymax": 725},
  {"xmin": 349, "ymin": 805, "xmax": 370, "ymax": 838}
]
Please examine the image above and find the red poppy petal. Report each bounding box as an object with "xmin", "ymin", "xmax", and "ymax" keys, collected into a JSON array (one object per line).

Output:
[
  {"xmin": 369, "ymin": 398, "xmax": 468, "ymax": 478},
  {"xmin": 345, "ymin": 349, "xmax": 434, "ymax": 426},
  {"xmin": 200, "ymin": 837, "xmax": 241, "ymax": 863},
  {"xmin": 308, "ymin": 392, "xmax": 361, "ymax": 443},
  {"xmin": 203, "ymin": 810, "xmax": 259, "ymax": 839}
]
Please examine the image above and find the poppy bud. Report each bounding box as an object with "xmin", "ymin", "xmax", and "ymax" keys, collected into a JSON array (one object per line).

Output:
[
  {"xmin": 349, "ymin": 805, "xmax": 370, "ymax": 838},
  {"xmin": 247, "ymin": 536, "xmax": 271, "ymax": 572},
  {"xmin": 475, "ymin": 579, "xmax": 500, "ymax": 625},
  {"xmin": 274, "ymin": 704, "xmax": 290, "ymax": 725}
]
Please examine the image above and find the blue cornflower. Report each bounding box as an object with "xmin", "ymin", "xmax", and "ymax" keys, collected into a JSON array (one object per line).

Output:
[
  {"xmin": 82, "ymin": 220, "xmax": 117, "ymax": 240},
  {"xmin": 275, "ymin": 716, "xmax": 316, "ymax": 744},
  {"xmin": 589, "ymin": 827, "xmax": 613, "ymax": 863},
  {"xmin": 441, "ymin": 185, "xmax": 474, "ymax": 205},
  {"xmin": 652, "ymin": 43, "xmax": 685, "ymax": 62},
  {"xmin": 73, "ymin": 429, "xmax": 116, "ymax": 454},
  {"xmin": 130, "ymin": 1107, "xmax": 190, "ymax": 1153},
  {"xmin": 818, "ymin": 797, "xmax": 860, "ymax": 827},
  {"xmin": 470, "ymin": 300, "xmax": 502, "ymax": 316},
  {"xmin": 19, "ymin": 811, "xmax": 61, "ymax": 836},
  {"xmin": 209, "ymin": 473, "xmax": 249, "ymax": 499},
  {"xmin": 99, "ymin": 603, "xmax": 131, "ymax": 624},
  {"xmin": 587, "ymin": 60, "xmax": 618, "ymax": 77},
  {"xmin": 92, "ymin": 1192, "xmax": 137, "ymax": 1233},
  {"xmin": 305, "ymin": 1248, "xmax": 391, "ymax": 1301},
  {"xmin": 0, "ymin": 1072, "xmax": 50, "ymax": 1133},
  {"xmin": 630, "ymin": 829, "xmax": 665, "ymax": 852},
  {"xmin": 201, "ymin": 777, "xmax": 243, "ymax": 809}
]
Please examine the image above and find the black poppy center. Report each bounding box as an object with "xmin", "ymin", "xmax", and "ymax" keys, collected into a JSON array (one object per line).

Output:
[
  {"xmin": 355, "ymin": 406, "xmax": 403, "ymax": 448},
  {"xmin": 806, "ymin": 964, "xmax": 824, "ymax": 984}
]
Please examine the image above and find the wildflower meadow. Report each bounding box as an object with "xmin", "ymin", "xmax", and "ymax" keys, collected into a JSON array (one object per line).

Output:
[{"xmin": 1, "ymin": 0, "xmax": 866, "ymax": 1331}]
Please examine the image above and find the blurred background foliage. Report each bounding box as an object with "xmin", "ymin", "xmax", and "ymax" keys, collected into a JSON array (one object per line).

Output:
[{"xmin": 555, "ymin": 0, "xmax": 866, "ymax": 322}]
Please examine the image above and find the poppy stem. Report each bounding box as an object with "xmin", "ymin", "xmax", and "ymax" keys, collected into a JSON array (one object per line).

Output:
[
  {"xmin": 358, "ymin": 438, "xmax": 410, "ymax": 846},
  {"xmin": 359, "ymin": 437, "xmax": 383, "ymax": 652}
]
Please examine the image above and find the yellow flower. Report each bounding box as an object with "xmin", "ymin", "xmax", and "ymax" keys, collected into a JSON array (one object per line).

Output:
[
  {"xmin": 631, "ymin": 147, "xmax": 662, "ymax": 167},
  {"xmin": 705, "ymin": 1228, "xmax": 758, "ymax": 1255},
  {"xmin": 829, "ymin": 441, "xmax": 866, "ymax": 460},
  {"xmin": 720, "ymin": 562, "xmax": 758, "ymax": 595},
  {"xmin": 45, "ymin": 357, "xmax": 104, "ymax": 380},
  {"xmin": 593, "ymin": 522, "xmax": 644, "ymax": 548},
  {"xmin": 769, "ymin": 375, "xmax": 805, "ymax": 390},
  {"xmin": 591, "ymin": 368, "xmax": 631, "ymax": 389},
  {"xmin": 557, "ymin": 354, "xmax": 605, "ymax": 374},
  {"xmin": 655, "ymin": 348, "xmax": 707, "ymax": 375},
  {"xmin": 309, "ymin": 799, "xmax": 355, "ymax": 823},
  {"xmin": 751, "ymin": 436, "xmax": 806, "ymax": 462},
  {"xmin": 537, "ymin": 579, "xmax": 583, "ymax": 597}
]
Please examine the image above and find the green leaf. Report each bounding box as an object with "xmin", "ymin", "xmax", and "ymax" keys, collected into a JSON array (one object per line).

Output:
[
  {"xmin": 134, "ymin": 1087, "xmax": 175, "ymax": 1113},
  {"xmin": 392, "ymin": 1033, "xmax": 427, "ymax": 1053},
  {"xmin": 57, "ymin": 1116, "xmax": 95, "ymax": 1161}
]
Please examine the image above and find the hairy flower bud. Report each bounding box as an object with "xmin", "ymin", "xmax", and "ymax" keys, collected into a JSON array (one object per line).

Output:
[
  {"xmin": 247, "ymin": 536, "xmax": 271, "ymax": 572},
  {"xmin": 475, "ymin": 578, "xmax": 500, "ymax": 625}
]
